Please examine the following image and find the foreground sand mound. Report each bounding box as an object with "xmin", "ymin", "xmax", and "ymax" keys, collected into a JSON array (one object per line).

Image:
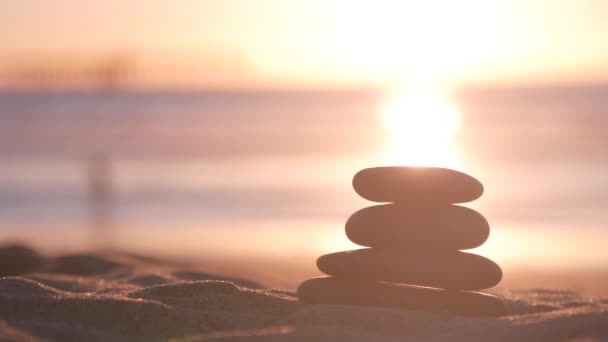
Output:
[
  {"xmin": 0, "ymin": 245, "xmax": 44, "ymax": 276},
  {"xmin": 0, "ymin": 246, "xmax": 606, "ymax": 341}
]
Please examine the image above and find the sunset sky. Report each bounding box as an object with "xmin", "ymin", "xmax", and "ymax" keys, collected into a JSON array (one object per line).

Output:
[{"xmin": 1, "ymin": 0, "xmax": 608, "ymax": 86}]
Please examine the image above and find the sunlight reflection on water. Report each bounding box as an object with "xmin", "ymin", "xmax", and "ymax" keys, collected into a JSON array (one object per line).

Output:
[{"xmin": 382, "ymin": 85, "xmax": 462, "ymax": 168}]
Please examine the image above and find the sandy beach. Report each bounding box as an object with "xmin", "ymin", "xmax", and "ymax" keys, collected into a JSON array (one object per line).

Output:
[{"xmin": 1, "ymin": 244, "xmax": 606, "ymax": 342}]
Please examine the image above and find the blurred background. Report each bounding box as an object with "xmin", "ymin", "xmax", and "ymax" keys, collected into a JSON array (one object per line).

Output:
[{"xmin": 1, "ymin": 0, "xmax": 607, "ymax": 293}]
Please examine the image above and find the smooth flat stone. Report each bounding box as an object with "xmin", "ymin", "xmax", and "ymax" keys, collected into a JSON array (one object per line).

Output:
[
  {"xmin": 346, "ymin": 204, "xmax": 489, "ymax": 250},
  {"xmin": 352, "ymin": 167, "xmax": 484, "ymax": 204},
  {"xmin": 298, "ymin": 277, "xmax": 508, "ymax": 316},
  {"xmin": 317, "ymin": 248, "xmax": 502, "ymax": 291}
]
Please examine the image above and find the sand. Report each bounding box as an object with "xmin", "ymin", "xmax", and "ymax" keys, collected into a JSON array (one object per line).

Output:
[{"xmin": 1, "ymin": 244, "xmax": 607, "ymax": 342}]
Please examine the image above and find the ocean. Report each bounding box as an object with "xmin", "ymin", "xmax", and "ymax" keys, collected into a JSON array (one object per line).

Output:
[{"xmin": 1, "ymin": 86, "xmax": 607, "ymax": 288}]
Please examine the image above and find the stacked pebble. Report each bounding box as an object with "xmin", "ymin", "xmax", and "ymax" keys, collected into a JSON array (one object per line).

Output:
[{"xmin": 297, "ymin": 166, "xmax": 507, "ymax": 316}]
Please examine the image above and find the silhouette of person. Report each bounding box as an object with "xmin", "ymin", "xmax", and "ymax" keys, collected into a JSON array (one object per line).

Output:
[{"xmin": 86, "ymin": 152, "xmax": 114, "ymax": 249}]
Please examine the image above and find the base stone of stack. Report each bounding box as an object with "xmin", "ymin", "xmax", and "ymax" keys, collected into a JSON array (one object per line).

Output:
[{"xmin": 297, "ymin": 277, "xmax": 508, "ymax": 317}]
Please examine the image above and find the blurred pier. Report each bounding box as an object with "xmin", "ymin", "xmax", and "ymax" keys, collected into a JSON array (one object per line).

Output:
[{"xmin": 0, "ymin": 55, "xmax": 134, "ymax": 90}]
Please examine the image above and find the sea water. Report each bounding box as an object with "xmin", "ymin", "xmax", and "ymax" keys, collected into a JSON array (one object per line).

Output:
[{"xmin": 0, "ymin": 87, "xmax": 607, "ymax": 275}]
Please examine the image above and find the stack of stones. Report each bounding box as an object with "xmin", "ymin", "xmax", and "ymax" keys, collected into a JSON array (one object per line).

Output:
[{"xmin": 298, "ymin": 166, "xmax": 507, "ymax": 316}]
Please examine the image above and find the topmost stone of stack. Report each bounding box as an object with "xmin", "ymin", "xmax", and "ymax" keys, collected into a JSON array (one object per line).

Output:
[{"xmin": 353, "ymin": 167, "xmax": 484, "ymax": 204}]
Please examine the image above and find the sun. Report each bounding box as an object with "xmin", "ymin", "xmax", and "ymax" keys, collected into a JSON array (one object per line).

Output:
[
  {"xmin": 382, "ymin": 85, "xmax": 461, "ymax": 168},
  {"xmin": 325, "ymin": 0, "xmax": 505, "ymax": 83}
]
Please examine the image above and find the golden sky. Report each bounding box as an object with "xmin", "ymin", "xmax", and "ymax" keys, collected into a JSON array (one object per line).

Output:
[{"xmin": 2, "ymin": 0, "xmax": 608, "ymax": 86}]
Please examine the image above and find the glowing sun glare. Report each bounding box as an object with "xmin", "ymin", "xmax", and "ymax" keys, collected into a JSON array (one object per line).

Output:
[{"xmin": 383, "ymin": 87, "xmax": 461, "ymax": 168}]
